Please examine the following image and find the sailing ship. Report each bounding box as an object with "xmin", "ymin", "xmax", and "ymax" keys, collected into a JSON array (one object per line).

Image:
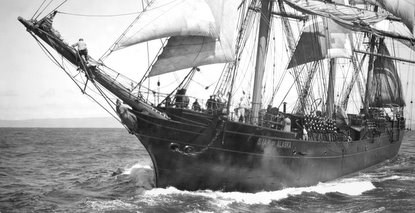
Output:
[{"xmin": 18, "ymin": 0, "xmax": 414, "ymax": 192}]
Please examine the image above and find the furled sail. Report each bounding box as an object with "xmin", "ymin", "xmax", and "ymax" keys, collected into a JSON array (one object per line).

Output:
[
  {"xmin": 283, "ymin": 0, "xmax": 389, "ymax": 27},
  {"xmin": 147, "ymin": 0, "xmax": 239, "ymax": 77},
  {"xmin": 115, "ymin": 0, "xmax": 218, "ymax": 50},
  {"xmin": 288, "ymin": 18, "xmax": 352, "ymax": 68},
  {"xmin": 352, "ymin": 0, "xmax": 415, "ymax": 35},
  {"xmin": 369, "ymin": 40, "xmax": 405, "ymax": 107},
  {"xmin": 374, "ymin": 20, "xmax": 415, "ymax": 52},
  {"xmin": 283, "ymin": 0, "xmax": 415, "ymax": 41}
]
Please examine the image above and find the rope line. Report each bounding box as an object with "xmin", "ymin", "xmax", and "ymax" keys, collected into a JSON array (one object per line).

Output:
[
  {"xmin": 57, "ymin": 11, "xmax": 139, "ymax": 17},
  {"xmin": 30, "ymin": 32, "xmax": 124, "ymax": 127},
  {"xmin": 32, "ymin": 0, "xmax": 48, "ymax": 20}
]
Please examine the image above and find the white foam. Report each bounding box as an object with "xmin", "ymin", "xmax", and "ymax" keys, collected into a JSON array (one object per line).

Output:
[
  {"xmin": 86, "ymin": 200, "xmax": 136, "ymax": 211},
  {"xmin": 360, "ymin": 173, "xmax": 415, "ymax": 182},
  {"xmin": 143, "ymin": 177, "xmax": 376, "ymax": 205},
  {"xmin": 399, "ymin": 176, "xmax": 415, "ymax": 181},
  {"xmin": 380, "ymin": 175, "xmax": 415, "ymax": 181},
  {"xmin": 122, "ymin": 162, "xmax": 152, "ymax": 175},
  {"xmin": 361, "ymin": 207, "xmax": 386, "ymax": 213}
]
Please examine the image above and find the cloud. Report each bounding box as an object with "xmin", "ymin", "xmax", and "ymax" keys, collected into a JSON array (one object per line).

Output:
[
  {"xmin": 0, "ymin": 90, "xmax": 19, "ymax": 97},
  {"xmin": 40, "ymin": 89, "xmax": 57, "ymax": 98}
]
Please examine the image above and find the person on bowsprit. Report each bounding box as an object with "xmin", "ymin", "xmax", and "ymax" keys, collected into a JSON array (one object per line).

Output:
[{"xmin": 72, "ymin": 38, "xmax": 88, "ymax": 62}]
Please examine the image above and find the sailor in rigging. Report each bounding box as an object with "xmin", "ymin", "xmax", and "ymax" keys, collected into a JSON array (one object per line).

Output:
[{"xmin": 72, "ymin": 38, "xmax": 88, "ymax": 62}]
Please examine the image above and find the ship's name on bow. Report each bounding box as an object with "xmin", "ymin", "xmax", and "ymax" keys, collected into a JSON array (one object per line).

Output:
[{"xmin": 258, "ymin": 138, "xmax": 292, "ymax": 149}]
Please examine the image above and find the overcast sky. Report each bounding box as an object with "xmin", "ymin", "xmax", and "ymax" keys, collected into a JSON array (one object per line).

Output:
[
  {"xmin": 2, "ymin": 0, "xmax": 415, "ymax": 126},
  {"xmin": 1, "ymin": 0, "xmax": 143, "ymax": 120}
]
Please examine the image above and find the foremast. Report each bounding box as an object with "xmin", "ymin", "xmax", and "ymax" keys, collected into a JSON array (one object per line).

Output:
[{"xmin": 251, "ymin": 0, "xmax": 273, "ymax": 124}]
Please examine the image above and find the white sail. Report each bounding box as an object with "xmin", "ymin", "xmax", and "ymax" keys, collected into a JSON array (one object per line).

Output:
[
  {"xmin": 377, "ymin": 0, "xmax": 415, "ymax": 34},
  {"xmin": 148, "ymin": 36, "xmax": 233, "ymax": 77},
  {"xmin": 148, "ymin": 0, "xmax": 239, "ymax": 77},
  {"xmin": 115, "ymin": 0, "xmax": 234, "ymax": 50}
]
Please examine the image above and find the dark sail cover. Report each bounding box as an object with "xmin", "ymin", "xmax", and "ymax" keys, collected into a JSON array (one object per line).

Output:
[
  {"xmin": 369, "ymin": 41, "xmax": 405, "ymax": 107},
  {"xmin": 287, "ymin": 19, "xmax": 326, "ymax": 69},
  {"xmin": 287, "ymin": 18, "xmax": 351, "ymax": 69}
]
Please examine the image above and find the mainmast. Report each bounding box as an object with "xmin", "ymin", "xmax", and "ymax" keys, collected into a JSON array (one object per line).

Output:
[
  {"xmin": 326, "ymin": 58, "xmax": 336, "ymax": 118},
  {"xmin": 251, "ymin": 0, "xmax": 273, "ymax": 124},
  {"xmin": 364, "ymin": 34, "xmax": 378, "ymax": 115}
]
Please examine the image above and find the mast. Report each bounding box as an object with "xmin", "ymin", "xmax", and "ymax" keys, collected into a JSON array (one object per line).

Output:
[
  {"xmin": 364, "ymin": 35, "xmax": 377, "ymax": 114},
  {"xmin": 326, "ymin": 58, "xmax": 336, "ymax": 118},
  {"xmin": 364, "ymin": 5, "xmax": 379, "ymax": 115},
  {"xmin": 251, "ymin": 0, "xmax": 273, "ymax": 124}
]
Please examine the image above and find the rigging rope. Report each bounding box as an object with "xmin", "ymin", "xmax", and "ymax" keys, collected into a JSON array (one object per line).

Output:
[
  {"xmin": 30, "ymin": 31, "xmax": 124, "ymax": 127},
  {"xmin": 57, "ymin": 11, "xmax": 139, "ymax": 17},
  {"xmin": 98, "ymin": 0, "xmax": 156, "ymax": 62},
  {"xmin": 49, "ymin": 0, "xmax": 68, "ymax": 15},
  {"xmin": 34, "ymin": 0, "xmax": 54, "ymax": 20},
  {"xmin": 32, "ymin": 0, "xmax": 48, "ymax": 20}
]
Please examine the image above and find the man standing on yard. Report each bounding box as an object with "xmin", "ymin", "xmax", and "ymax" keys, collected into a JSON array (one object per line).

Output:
[{"xmin": 72, "ymin": 38, "xmax": 88, "ymax": 61}]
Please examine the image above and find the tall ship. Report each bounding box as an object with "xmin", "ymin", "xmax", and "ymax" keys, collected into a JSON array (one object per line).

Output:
[{"xmin": 18, "ymin": 0, "xmax": 414, "ymax": 192}]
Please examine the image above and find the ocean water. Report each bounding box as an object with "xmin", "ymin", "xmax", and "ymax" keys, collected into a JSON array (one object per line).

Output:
[{"xmin": 0, "ymin": 128, "xmax": 414, "ymax": 213}]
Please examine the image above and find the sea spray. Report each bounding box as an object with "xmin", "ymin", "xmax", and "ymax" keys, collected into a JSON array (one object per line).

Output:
[
  {"xmin": 122, "ymin": 162, "xmax": 152, "ymax": 175},
  {"xmin": 122, "ymin": 162, "xmax": 154, "ymax": 189}
]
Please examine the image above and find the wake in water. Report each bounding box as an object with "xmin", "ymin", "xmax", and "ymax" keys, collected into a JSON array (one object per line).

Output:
[
  {"xmin": 91, "ymin": 162, "xmax": 394, "ymax": 212},
  {"xmin": 142, "ymin": 176, "xmax": 376, "ymax": 205}
]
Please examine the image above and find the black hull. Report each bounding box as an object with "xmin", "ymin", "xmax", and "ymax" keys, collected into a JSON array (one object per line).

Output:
[
  {"xmin": 17, "ymin": 17, "xmax": 405, "ymax": 193},
  {"xmin": 134, "ymin": 111, "xmax": 404, "ymax": 192}
]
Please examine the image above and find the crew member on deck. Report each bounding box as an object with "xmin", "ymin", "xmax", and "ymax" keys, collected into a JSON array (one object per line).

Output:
[
  {"xmin": 303, "ymin": 127, "xmax": 308, "ymax": 141},
  {"xmin": 283, "ymin": 117, "xmax": 291, "ymax": 132},
  {"xmin": 72, "ymin": 38, "xmax": 88, "ymax": 62},
  {"xmin": 192, "ymin": 99, "xmax": 201, "ymax": 111}
]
